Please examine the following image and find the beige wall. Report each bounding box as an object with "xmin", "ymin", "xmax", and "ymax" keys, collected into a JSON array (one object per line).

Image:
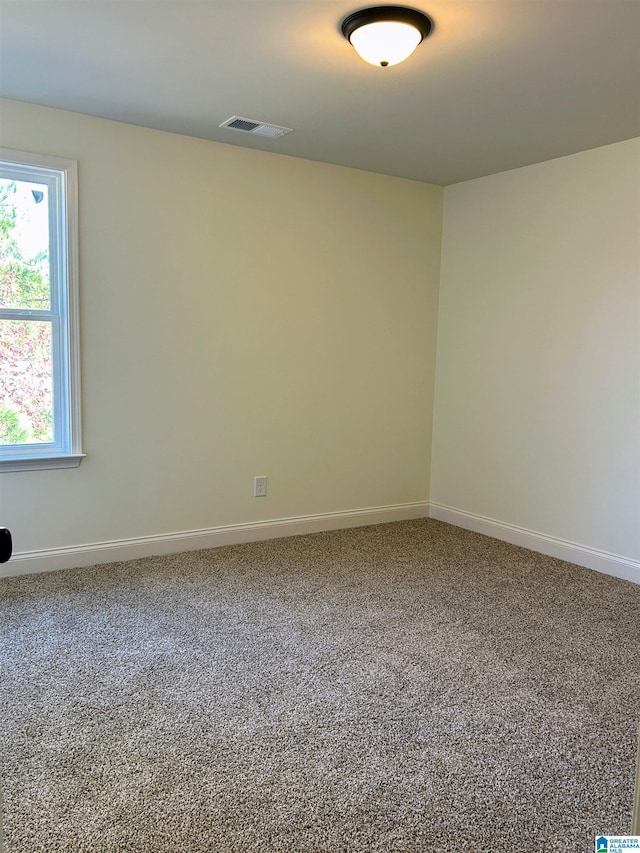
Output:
[
  {"xmin": 3, "ymin": 100, "xmax": 637, "ymax": 569},
  {"xmin": 431, "ymin": 139, "xmax": 640, "ymax": 560},
  {"xmin": 0, "ymin": 99, "xmax": 443, "ymax": 553}
]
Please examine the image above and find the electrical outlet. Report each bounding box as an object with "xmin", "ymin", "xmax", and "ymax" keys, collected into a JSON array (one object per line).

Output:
[{"xmin": 254, "ymin": 475, "xmax": 267, "ymax": 497}]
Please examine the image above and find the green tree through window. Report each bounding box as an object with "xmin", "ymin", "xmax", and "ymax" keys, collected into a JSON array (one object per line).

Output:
[
  {"xmin": 0, "ymin": 148, "xmax": 82, "ymax": 471},
  {"xmin": 0, "ymin": 180, "xmax": 54, "ymax": 444}
]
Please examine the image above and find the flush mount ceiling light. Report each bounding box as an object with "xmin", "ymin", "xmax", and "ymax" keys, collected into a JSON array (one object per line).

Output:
[{"xmin": 341, "ymin": 5, "xmax": 433, "ymax": 68}]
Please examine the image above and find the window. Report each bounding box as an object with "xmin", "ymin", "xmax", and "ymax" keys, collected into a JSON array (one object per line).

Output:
[{"xmin": 0, "ymin": 149, "xmax": 83, "ymax": 471}]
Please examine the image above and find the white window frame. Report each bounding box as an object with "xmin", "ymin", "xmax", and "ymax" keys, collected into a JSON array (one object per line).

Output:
[{"xmin": 0, "ymin": 148, "xmax": 83, "ymax": 471}]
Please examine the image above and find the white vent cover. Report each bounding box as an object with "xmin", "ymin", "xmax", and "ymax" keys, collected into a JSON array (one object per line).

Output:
[{"xmin": 219, "ymin": 116, "xmax": 293, "ymax": 139}]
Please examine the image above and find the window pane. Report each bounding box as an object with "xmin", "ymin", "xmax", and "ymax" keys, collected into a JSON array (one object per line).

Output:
[
  {"xmin": 0, "ymin": 319, "xmax": 53, "ymax": 445},
  {"xmin": 0, "ymin": 178, "xmax": 50, "ymax": 310}
]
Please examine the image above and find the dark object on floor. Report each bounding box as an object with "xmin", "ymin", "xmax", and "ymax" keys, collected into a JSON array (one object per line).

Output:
[{"xmin": 0, "ymin": 527, "xmax": 11, "ymax": 563}]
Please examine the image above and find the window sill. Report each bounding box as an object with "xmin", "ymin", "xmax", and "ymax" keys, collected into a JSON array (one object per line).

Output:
[{"xmin": 0, "ymin": 454, "xmax": 86, "ymax": 472}]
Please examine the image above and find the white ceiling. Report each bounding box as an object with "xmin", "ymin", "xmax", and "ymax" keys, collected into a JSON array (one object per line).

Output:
[{"xmin": 1, "ymin": 0, "xmax": 639, "ymax": 185}]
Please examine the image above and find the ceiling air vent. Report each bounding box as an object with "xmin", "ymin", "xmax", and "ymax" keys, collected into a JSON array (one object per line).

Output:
[{"xmin": 219, "ymin": 116, "xmax": 293, "ymax": 139}]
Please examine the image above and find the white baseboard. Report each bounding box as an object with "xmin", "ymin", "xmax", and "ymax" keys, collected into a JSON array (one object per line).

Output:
[
  {"xmin": 429, "ymin": 502, "xmax": 640, "ymax": 585},
  {"xmin": 3, "ymin": 501, "xmax": 430, "ymax": 578},
  {"xmin": 6, "ymin": 500, "xmax": 638, "ymax": 586}
]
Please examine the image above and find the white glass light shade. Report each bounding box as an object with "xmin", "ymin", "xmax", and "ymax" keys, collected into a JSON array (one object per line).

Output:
[{"xmin": 349, "ymin": 20, "xmax": 423, "ymax": 67}]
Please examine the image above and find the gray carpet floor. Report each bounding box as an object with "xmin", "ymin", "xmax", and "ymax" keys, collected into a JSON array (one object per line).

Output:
[{"xmin": 1, "ymin": 518, "xmax": 639, "ymax": 852}]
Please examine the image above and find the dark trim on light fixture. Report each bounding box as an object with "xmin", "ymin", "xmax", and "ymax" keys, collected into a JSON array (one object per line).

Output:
[{"xmin": 341, "ymin": 5, "xmax": 433, "ymax": 45}]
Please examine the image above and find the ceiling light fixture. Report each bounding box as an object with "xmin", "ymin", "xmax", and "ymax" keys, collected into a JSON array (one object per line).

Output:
[{"xmin": 341, "ymin": 5, "xmax": 433, "ymax": 68}]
